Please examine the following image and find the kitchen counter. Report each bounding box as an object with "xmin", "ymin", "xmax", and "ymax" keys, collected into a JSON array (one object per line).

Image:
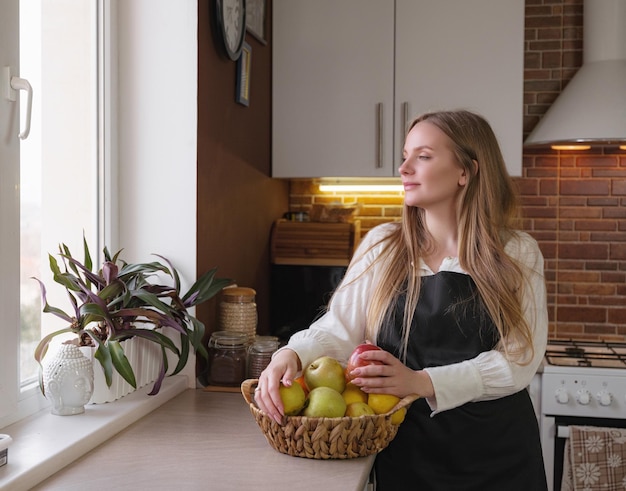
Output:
[{"xmin": 31, "ymin": 389, "xmax": 375, "ymax": 490}]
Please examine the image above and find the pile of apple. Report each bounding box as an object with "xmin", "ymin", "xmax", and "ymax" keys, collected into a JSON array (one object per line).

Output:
[{"xmin": 278, "ymin": 343, "xmax": 407, "ymax": 425}]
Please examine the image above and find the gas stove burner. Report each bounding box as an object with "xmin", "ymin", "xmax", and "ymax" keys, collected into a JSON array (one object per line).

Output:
[
  {"xmin": 544, "ymin": 339, "xmax": 626, "ymax": 369},
  {"xmin": 565, "ymin": 347, "xmax": 585, "ymax": 358}
]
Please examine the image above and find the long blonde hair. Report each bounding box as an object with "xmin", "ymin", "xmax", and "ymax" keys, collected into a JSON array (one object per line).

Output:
[{"xmin": 360, "ymin": 110, "xmax": 533, "ymax": 363}]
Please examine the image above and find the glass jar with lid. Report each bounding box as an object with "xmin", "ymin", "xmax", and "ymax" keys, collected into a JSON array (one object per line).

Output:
[
  {"xmin": 247, "ymin": 336, "xmax": 280, "ymax": 379},
  {"xmin": 218, "ymin": 287, "xmax": 257, "ymax": 345},
  {"xmin": 208, "ymin": 331, "xmax": 248, "ymax": 386}
]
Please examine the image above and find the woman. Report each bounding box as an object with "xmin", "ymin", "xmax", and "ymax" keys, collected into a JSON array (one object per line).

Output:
[{"xmin": 256, "ymin": 110, "xmax": 548, "ymax": 490}]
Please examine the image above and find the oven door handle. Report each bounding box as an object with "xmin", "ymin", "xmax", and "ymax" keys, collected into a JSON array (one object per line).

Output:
[{"xmin": 557, "ymin": 425, "xmax": 571, "ymax": 439}]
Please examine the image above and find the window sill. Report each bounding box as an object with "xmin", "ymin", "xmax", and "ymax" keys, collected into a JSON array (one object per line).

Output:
[{"xmin": 0, "ymin": 376, "xmax": 187, "ymax": 491}]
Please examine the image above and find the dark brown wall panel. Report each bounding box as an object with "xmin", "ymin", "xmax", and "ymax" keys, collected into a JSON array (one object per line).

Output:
[{"xmin": 197, "ymin": 0, "xmax": 287, "ymax": 380}]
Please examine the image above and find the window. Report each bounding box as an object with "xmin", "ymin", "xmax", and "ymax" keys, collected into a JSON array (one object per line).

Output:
[
  {"xmin": 0, "ymin": 0, "xmax": 106, "ymax": 427},
  {"xmin": 2, "ymin": 0, "xmax": 196, "ymax": 430}
]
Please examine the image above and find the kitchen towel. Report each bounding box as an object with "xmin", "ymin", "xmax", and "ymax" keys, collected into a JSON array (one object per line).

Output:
[{"xmin": 561, "ymin": 425, "xmax": 626, "ymax": 491}]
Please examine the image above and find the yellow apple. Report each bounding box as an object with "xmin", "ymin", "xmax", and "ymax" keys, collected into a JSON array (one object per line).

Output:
[
  {"xmin": 367, "ymin": 393, "xmax": 401, "ymax": 414},
  {"xmin": 302, "ymin": 386, "xmax": 347, "ymax": 418},
  {"xmin": 342, "ymin": 382, "xmax": 368, "ymax": 405},
  {"xmin": 390, "ymin": 406, "xmax": 407, "ymax": 425},
  {"xmin": 303, "ymin": 356, "xmax": 346, "ymax": 393},
  {"xmin": 345, "ymin": 401, "xmax": 375, "ymax": 417},
  {"xmin": 278, "ymin": 382, "xmax": 306, "ymax": 416},
  {"xmin": 368, "ymin": 393, "xmax": 407, "ymax": 424}
]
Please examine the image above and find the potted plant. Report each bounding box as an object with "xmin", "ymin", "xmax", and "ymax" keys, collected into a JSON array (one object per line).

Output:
[{"xmin": 33, "ymin": 236, "xmax": 232, "ymax": 397}]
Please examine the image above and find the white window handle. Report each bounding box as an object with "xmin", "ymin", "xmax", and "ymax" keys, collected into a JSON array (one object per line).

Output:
[{"xmin": 3, "ymin": 66, "xmax": 33, "ymax": 140}]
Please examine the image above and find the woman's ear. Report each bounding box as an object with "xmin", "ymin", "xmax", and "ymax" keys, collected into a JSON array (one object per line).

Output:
[
  {"xmin": 458, "ymin": 169, "xmax": 468, "ymax": 187},
  {"xmin": 458, "ymin": 160, "xmax": 478, "ymax": 187}
]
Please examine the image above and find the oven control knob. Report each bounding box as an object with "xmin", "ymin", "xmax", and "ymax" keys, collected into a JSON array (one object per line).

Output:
[
  {"xmin": 576, "ymin": 389, "xmax": 591, "ymax": 405},
  {"xmin": 555, "ymin": 387, "xmax": 569, "ymax": 404},
  {"xmin": 597, "ymin": 391, "xmax": 613, "ymax": 406}
]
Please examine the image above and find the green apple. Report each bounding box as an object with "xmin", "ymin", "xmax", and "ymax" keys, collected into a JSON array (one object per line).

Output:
[
  {"xmin": 303, "ymin": 356, "xmax": 346, "ymax": 393},
  {"xmin": 345, "ymin": 401, "xmax": 375, "ymax": 417},
  {"xmin": 302, "ymin": 386, "xmax": 347, "ymax": 418},
  {"xmin": 278, "ymin": 382, "xmax": 306, "ymax": 416}
]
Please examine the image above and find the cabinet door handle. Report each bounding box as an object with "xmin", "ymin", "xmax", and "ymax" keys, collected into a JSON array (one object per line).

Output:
[
  {"xmin": 376, "ymin": 103, "xmax": 383, "ymax": 169},
  {"xmin": 399, "ymin": 103, "xmax": 410, "ymax": 171},
  {"xmin": 402, "ymin": 102, "xmax": 409, "ymax": 137}
]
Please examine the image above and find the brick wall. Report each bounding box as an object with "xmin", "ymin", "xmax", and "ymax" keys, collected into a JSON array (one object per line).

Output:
[
  {"xmin": 286, "ymin": 0, "xmax": 626, "ymax": 342},
  {"xmin": 523, "ymin": 0, "xmax": 583, "ymax": 138}
]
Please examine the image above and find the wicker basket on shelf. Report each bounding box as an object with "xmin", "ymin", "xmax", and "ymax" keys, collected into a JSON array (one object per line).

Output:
[{"xmin": 241, "ymin": 378, "xmax": 419, "ymax": 460}]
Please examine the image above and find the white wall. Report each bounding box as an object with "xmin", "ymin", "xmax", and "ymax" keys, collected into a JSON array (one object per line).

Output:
[{"xmin": 117, "ymin": 0, "xmax": 198, "ymax": 386}]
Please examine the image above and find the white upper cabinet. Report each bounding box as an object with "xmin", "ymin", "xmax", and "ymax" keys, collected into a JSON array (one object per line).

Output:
[
  {"xmin": 395, "ymin": 0, "xmax": 524, "ymax": 177},
  {"xmin": 272, "ymin": 0, "xmax": 394, "ymax": 178},
  {"xmin": 272, "ymin": 0, "xmax": 524, "ymax": 178}
]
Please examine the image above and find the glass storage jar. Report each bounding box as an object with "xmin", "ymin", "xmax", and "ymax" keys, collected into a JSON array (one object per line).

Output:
[
  {"xmin": 247, "ymin": 337, "xmax": 279, "ymax": 379},
  {"xmin": 218, "ymin": 287, "xmax": 257, "ymax": 345},
  {"xmin": 208, "ymin": 331, "xmax": 248, "ymax": 386}
]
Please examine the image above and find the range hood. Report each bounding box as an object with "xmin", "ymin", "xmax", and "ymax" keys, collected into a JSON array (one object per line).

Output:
[{"xmin": 524, "ymin": 0, "xmax": 626, "ymax": 149}]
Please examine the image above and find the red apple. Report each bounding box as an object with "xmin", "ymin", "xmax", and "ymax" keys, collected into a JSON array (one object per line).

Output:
[{"xmin": 345, "ymin": 343, "xmax": 383, "ymax": 382}]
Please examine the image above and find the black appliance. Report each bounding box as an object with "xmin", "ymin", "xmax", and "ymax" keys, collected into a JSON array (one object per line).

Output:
[{"xmin": 269, "ymin": 264, "xmax": 346, "ymax": 342}]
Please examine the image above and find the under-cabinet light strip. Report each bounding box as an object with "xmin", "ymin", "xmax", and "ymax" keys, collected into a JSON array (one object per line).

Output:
[
  {"xmin": 551, "ymin": 144, "xmax": 591, "ymax": 151},
  {"xmin": 319, "ymin": 184, "xmax": 404, "ymax": 192}
]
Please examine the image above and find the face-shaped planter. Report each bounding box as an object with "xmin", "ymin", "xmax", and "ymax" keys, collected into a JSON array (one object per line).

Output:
[{"xmin": 43, "ymin": 343, "xmax": 94, "ymax": 416}]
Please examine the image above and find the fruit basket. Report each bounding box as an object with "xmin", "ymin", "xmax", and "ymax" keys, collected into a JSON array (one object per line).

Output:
[{"xmin": 241, "ymin": 379, "xmax": 419, "ymax": 460}]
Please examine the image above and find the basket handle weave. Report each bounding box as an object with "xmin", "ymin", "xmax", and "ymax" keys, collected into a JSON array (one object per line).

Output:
[
  {"xmin": 241, "ymin": 378, "xmax": 259, "ymax": 406},
  {"xmin": 389, "ymin": 392, "xmax": 420, "ymax": 414},
  {"xmin": 241, "ymin": 378, "xmax": 419, "ymax": 416}
]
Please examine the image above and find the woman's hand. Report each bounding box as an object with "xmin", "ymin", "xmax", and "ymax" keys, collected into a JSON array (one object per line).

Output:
[
  {"xmin": 348, "ymin": 348, "xmax": 435, "ymax": 400},
  {"xmin": 254, "ymin": 348, "xmax": 301, "ymax": 424}
]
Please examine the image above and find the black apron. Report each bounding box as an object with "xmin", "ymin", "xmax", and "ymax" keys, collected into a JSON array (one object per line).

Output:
[{"xmin": 374, "ymin": 272, "xmax": 547, "ymax": 491}]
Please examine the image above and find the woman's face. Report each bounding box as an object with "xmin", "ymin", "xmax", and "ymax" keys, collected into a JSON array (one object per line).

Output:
[{"xmin": 399, "ymin": 121, "xmax": 467, "ymax": 211}]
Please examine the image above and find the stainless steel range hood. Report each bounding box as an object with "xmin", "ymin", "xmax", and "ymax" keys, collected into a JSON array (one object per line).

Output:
[{"xmin": 524, "ymin": 0, "xmax": 626, "ymax": 149}]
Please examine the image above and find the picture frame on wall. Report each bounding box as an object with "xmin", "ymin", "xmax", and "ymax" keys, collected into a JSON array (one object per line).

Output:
[
  {"xmin": 246, "ymin": 0, "xmax": 266, "ymax": 44},
  {"xmin": 236, "ymin": 42, "xmax": 251, "ymax": 106}
]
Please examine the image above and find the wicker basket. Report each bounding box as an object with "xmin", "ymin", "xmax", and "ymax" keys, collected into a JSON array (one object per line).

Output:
[{"xmin": 241, "ymin": 378, "xmax": 419, "ymax": 460}]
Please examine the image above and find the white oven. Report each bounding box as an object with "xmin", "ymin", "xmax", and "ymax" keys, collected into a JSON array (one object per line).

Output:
[{"xmin": 540, "ymin": 340, "xmax": 626, "ymax": 491}]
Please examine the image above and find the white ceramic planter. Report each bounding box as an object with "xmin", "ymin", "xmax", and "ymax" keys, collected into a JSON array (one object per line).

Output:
[{"xmin": 80, "ymin": 336, "xmax": 161, "ymax": 404}]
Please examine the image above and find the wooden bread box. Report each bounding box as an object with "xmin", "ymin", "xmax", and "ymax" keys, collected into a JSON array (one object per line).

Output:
[{"xmin": 270, "ymin": 219, "xmax": 361, "ymax": 266}]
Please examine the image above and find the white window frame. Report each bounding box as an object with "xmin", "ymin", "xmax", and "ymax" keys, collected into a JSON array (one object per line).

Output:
[
  {"xmin": 0, "ymin": 2, "xmax": 199, "ymax": 483},
  {"xmin": 0, "ymin": 0, "xmax": 21, "ymax": 425},
  {"xmin": 0, "ymin": 0, "xmax": 117, "ymax": 429}
]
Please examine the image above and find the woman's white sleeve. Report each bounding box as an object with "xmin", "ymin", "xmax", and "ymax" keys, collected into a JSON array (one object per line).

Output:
[{"xmin": 424, "ymin": 232, "xmax": 548, "ymax": 414}]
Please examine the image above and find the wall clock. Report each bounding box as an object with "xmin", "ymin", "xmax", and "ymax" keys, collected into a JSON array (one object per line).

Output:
[{"xmin": 216, "ymin": 0, "xmax": 246, "ymax": 61}]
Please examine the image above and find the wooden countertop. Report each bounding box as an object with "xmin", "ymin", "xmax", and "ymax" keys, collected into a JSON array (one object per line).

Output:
[{"xmin": 32, "ymin": 389, "xmax": 374, "ymax": 490}]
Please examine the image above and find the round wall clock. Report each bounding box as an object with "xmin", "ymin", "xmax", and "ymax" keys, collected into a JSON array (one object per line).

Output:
[{"xmin": 216, "ymin": 0, "xmax": 246, "ymax": 61}]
